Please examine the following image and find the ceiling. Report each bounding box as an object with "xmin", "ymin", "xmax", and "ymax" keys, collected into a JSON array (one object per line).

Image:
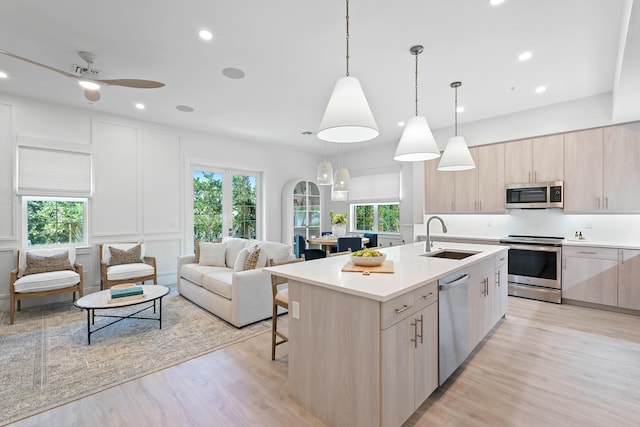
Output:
[{"xmin": 0, "ymin": 0, "xmax": 637, "ymax": 155}]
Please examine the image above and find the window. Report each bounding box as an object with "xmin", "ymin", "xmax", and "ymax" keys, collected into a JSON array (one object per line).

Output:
[
  {"xmin": 23, "ymin": 197, "xmax": 87, "ymax": 247},
  {"xmin": 352, "ymin": 202, "xmax": 400, "ymax": 233},
  {"xmin": 193, "ymin": 168, "xmax": 259, "ymax": 242}
]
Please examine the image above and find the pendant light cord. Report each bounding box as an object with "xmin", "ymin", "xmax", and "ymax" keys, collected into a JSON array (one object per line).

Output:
[
  {"xmin": 345, "ymin": 0, "xmax": 350, "ymax": 77},
  {"xmin": 414, "ymin": 50, "xmax": 419, "ymax": 117},
  {"xmin": 451, "ymin": 81, "xmax": 462, "ymax": 136}
]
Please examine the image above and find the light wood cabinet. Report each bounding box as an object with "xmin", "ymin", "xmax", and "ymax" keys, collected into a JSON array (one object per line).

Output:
[
  {"xmin": 493, "ymin": 253, "xmax": 508, "ymax": 324},
  {"xmin": 467, "ymin": 257, "xmax": 499, "ymax": 349},
  {"xmin": 565, "ymin": 123, "xmax": 640, "ymax": 213},
  {"xmin": 562, "ymin": 246, "xmax": 618, "ymax": 306},
  {"xmin": 426, "ymin": 144, "xmax": 504, "ymax": 214},
  {"xmin": 617, "ymin": 249, "xmax": 640, "ymax": 310},
  {"xmin": 381, "ymin": 283, "xmax": 438, "ymax": 427},
  {"xmin": 504, "ymin": 135, "xmax": 563, "ymax": 184}
]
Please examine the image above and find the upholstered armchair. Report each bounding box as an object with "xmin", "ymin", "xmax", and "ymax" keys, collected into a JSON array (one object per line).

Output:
[
  {"xmin": 9, "ymin": 247, "xmax": 83, "ymax": 325},
  {"xmin": 99, "ymin": 243, "xmax": 157, "ymax": 290}
]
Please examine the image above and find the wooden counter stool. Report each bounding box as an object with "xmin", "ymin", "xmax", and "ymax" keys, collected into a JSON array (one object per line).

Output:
[{"xmin": 268, "ymin": 257, "xmax": 304, "ymax": 360}]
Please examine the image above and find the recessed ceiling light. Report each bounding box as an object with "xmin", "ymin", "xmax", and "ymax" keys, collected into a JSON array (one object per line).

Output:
[
  {"xmin": 518, "ymin": 51, "xmax": 532, "ymax": 61},
  {"xmin": 398, "ymin": 121, "xmax": 405, "ymax": 127},
  {"xmin": 535, "ymin": 86, "xmax": 546, "ymax": 94},
  {"xmin": 222, "ymin": 68, "xmax": 245, "ymax": 79},
  {"xmin": 456, "ymin": 106, "xmax": 465, "ymax": 113},
  {"xmin": 176, "ymin": 105, "xmax": 195, "ymax": 112},
  {"xmin": 490, "ymin": 0, "xmax": 505, "ymax": 5},
  {"xmin": 135, "ymin": 103, "xmax": 145, "ymax": 110},
  {"xmin": 0, "ymin": 71, "xmax": 7, "ymax": 79},
  {"xmin": 199, "ymin": 30, "xmax": 213, "ymax": 41}
]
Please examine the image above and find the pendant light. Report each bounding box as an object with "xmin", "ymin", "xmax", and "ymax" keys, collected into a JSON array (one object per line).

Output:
[
  {"xmin": 316, "ymin": 142, "xmax": 334, "ymax": 185},
  {"xmin": 317, "ymin": 0, "xmax": 378, "ymax": 143},
  {"xmin": 332, "ymin": 145, "xmax": 350, "ymax": 192},
  {"xmin": 438, "ymin": 81, "xmax": 476, "ymax": 171},
  {"xmin": 394, "ymin": 45, "xmax": 440, "ymax": 162}
]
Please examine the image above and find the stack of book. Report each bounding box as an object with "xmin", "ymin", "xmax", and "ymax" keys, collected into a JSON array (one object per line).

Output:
[{"xmin": 108, "ymin": 284, "xmax": 144, "ymax": 304}]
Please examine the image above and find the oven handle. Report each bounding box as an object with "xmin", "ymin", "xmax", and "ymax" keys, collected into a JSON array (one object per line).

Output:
[{"xmin": 507, "ymin": 243, "xmax": 561, "ymax": 253}]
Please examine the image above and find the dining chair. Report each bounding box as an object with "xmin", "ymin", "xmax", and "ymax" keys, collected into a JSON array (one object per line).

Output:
[
  {"xmin": 268, "ymin": 257, "xmax": 305, "ymax": 360},
  {"xmin": 337, "ymin": 237, "xmax": 362, "ymax": 253},
  {"xmin": 294, "ymin": 234, "xmax": 326, "ymax": 261},
  {"xmin": 363, "ymin": 232, "xmax": 378, "ymax": 248}
]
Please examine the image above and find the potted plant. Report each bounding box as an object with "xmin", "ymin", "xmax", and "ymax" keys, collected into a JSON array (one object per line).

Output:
[{"xmin": 329, "ymin": 210, "xmax": 347, "ymax": 237}]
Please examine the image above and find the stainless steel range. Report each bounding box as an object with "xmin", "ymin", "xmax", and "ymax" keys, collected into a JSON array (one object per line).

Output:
[{"xmin": 499, "ymin": 235, "xmax": 564, "ymax": 303}]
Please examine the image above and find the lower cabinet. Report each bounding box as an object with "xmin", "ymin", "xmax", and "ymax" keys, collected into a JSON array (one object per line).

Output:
[
  {"xmin": 562, "ymin": 245, "xmax": 640, "ymax": 310},
  {"xmin": 381, "ymin": 283, "xmax": 438, "ymax": 427}
]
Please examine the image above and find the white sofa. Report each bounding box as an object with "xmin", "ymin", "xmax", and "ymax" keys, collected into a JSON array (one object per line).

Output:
[{"xmin": 177, "ymin": 237, "xmax": 295, "ymax": 327}]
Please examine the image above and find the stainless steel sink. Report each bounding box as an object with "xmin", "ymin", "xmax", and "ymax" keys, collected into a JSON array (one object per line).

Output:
[{"xmin": 421, "ymin": 250, "xmax": 479, "ymax": 260}]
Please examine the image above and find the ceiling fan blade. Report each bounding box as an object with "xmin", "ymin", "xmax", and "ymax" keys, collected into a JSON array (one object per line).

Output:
[
  {"xmin": 98, "ymin": 78, "xmax": 165, "ymax": 89},
  {"xmin": 0, "ymin": 49, "xmax": 75, "ymax": 78},
  {"xmin": 84, "ymin": 89, "xmax": 101, "ymax": 102}
]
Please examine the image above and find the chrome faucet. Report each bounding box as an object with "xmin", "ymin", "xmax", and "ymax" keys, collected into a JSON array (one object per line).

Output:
[{"xmin": 425, "ymin": 216, "xmax": 448, "ymax": 252}]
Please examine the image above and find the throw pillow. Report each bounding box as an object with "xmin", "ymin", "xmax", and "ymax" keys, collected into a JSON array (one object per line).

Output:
[
  {"xmin": 244, "ymin": 248, "xmax": 261, "ymax": 270},
  {"xmin": 199, "ymin": 242, "xmax": 226, "ymax": 266},
  {"xmin": 109, "ymin": 243, "xmax": 143, "ymax": 266},
  {"xmin": 24, "ymin": 251, "xmax": 74, "ymax": 276}
]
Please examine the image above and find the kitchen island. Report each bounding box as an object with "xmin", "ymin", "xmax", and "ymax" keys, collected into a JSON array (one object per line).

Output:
[{"xmin": 266, "ymin": 241, "xmax": 508, "ymax": 427}]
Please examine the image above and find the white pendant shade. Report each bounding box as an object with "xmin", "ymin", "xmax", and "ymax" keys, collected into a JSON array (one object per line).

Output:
[
  {"xmin": 331, "ymin": 188, "xmax": 348, "ymax": 201},
  {"xmin": 394, "ymin": 116, "xmax": 441, "ymax": 161},
  {"xmin": 333, "ymin": 167, "xmax": 350, "ymax": 191},
  {"xmin": 437, "ymin": 136, "xmax": 476, "ymax": 171},
  {"xmin": 316, "ymin": 160, "xmax": 334, "ymax": 185},
  {"xmin": 318, "ymin": 76, "xmax": 378, "ymax": 143}
]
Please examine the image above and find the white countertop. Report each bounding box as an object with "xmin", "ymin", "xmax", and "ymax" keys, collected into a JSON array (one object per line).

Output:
[
  {"xmin": 562, "ymin": 239, "xmax": 640, "ymax": 250},
  {"xmin": 265, "ymin": 241, "xmax": 508, "ymax": 302}
]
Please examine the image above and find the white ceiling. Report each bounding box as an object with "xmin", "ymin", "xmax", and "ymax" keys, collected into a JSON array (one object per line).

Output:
[{"xmin": 0, "ymin": 0, "xmax": 637, "ymax": 155}]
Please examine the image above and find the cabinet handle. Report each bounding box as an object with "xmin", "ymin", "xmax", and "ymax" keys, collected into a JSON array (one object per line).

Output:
[
  {"xmin": 495, "ymin": 269, "xmax": 500, "ymax": 286},
  {"xmin": 418, "ymin": 314, "xmax": 423, "ymax": 344},
  {"xmin": 479, "ymin": 201, "xmax": 482, "ymax": 211},
  {"xmin": 411, "ymin": 319, "xmax": 418, "ymax": 348},
  {"xmin": 528, "ymin": 171, "xmax": 531, "ymax": 182},
  {"xmin": 421, "ymin": 291, "xmax": 436, "ymax": 301},
  {"xmin": 620, "ymin": 249, "xmax": 624, "ymax": 264},
  {"xmin": 486, "ymin": 278, "xmax": 489, "ymax": 296},
  {"xmin": 597, "ymin": 197, "xmax": 601, "ymax": 209},
  {"xmin": 605, "ymin": 196, "xmax": 609, "ymax": 210},
  {"xmin": 395, "ymin": 304, "xmax": 413, "ymax": 314},
  {"xmin": 451, "ymin": 202, "xmax": 454, "ymax": 211},
  {"xmin": 578, "ymin": 251, "xmax": 598, "ymax": 255}
]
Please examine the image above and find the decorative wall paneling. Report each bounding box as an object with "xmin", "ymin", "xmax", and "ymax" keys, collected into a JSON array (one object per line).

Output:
[
  {"xmin": 0, "ymin": 248, "xmax": 16, "ymax": 312},
  {"xmin": 0, "ymin": 104, "xmax": 15, "ymax": 241}
]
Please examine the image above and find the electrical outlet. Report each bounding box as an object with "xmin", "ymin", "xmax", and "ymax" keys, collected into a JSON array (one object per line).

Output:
[
  {"xmin": 586, "ymin": 222, "xmax": 593, "ymax": 229},
  {"xmin": 292, "ymin": 301, "xmax": 300, "ymax": 320}
]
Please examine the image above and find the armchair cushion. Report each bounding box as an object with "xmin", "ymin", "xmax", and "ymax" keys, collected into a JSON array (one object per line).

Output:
[
  {"xmin": 24, "ymin": 251, "xmax": 74, "ymax": 276},
  {"xmin": 199, "ymin": 242, "xmax": 226, "ymax": 267},
  {"xmin": 105, "ymin": 263, "xmax": 155, "ymax": 281},
  {"xmin": 13, "ymin": 270, "xmax": 81, "ymax": 293},
  {"xmin": 19, "ymin": 247, "xmax": 76, "ymax": 277},
  {"xmin": 108, "ymin": 243, "xmax": 143, "ymax": 266},
  {"xmin": 101, "ymin": 243, "xmax": 145, "ymax": 266}
]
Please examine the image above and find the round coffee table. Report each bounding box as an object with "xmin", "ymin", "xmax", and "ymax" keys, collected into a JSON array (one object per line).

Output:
[{"xmin": 74, "ymin": 284, "xmax": 169, "ymax": 345}]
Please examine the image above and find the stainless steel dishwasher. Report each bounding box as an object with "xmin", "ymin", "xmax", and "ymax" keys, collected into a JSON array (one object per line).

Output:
[{"xmin": 438, "ymin": 270, "xmax": 470, "ymax": 385}]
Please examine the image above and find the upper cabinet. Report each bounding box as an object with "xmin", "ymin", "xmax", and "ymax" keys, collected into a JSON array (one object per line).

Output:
[
  {"xmin": 565, "ymin": 123, "xmax": 640, "ymax": 213},
  {"xmin": 504, "ymin": 135, "xmax": 563, "ymax": 184},
  {"xmin": 425, "ymin": 144, "xmax": 504, "ymax": 214}
]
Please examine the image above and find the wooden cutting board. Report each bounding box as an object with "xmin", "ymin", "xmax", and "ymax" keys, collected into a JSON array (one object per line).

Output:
[{"xmin": 341, "ymin": 260, "xmax": 394, "ymax": 273}]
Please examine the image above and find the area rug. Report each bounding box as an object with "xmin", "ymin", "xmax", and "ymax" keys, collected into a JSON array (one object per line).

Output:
[{"xmin": 0, "ymin": 286, "xmax": 270, "ymax": 426}]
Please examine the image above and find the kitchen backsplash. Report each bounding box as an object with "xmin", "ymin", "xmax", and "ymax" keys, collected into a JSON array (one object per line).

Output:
[{"xmin": 421, "ymin": 210, "xmax": 640, "ymax": 243}]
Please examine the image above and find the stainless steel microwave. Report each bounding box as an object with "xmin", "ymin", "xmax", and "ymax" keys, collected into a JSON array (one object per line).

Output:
[{"xmin": 505, "ymin": 181, "xmax": 563, "ymax": 209}]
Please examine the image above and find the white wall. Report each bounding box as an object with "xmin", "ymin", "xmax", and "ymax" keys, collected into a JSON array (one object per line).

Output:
[{"xmin": 0, "ymin": 93, "xmax": 318, "ymax": 311}]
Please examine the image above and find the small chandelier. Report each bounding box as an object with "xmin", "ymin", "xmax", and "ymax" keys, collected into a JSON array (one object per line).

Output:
[
  {"xmin": 394, "ymin": 45, "xmax": 440, "ymax": 162},
  {"xmin": 438, "ymin": 81, "xmax": 476, "ymax": 171},
  {"xmin": 317, "ymin": 0, "xmax": 378, "ymax": 143}
]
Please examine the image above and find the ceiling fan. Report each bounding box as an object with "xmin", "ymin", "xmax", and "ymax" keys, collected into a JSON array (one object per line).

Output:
[{"xmin": 0, "ymin": 50, "xmax": 165, "ymax": 102}]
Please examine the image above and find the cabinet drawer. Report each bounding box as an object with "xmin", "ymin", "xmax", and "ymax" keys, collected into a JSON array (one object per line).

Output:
[
  {"xmin": 413, "ymin": 281, "xmax": 438, "ymax": 312},
  {"xmin": 495, "ymin": 251, "xmax": 508, "ymax": 267},
  {"xmin": 381, "ymin": 291, "xmax": 415, "ymax": 330},
  {"xmin": 563, "ymin": 246, "xmax": 618, "ymax": 260},
  {"xmin": 467, "ymin": 257, "xmax": 495, "ymax": 279}
]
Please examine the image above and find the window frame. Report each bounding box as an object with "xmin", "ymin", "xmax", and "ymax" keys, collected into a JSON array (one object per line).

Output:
[
  {"xmin": 21, "ymin": 196, "xmax": 89, "ymax": 248},
  {"xmin": 350, "ymin": 201, "xmax": 401, "ymax": 235}
]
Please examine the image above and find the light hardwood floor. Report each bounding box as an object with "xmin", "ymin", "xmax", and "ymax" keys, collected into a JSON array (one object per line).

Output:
[{"xmin": 11, "ymin": 297, "xmax": 640, "ymax": 427}]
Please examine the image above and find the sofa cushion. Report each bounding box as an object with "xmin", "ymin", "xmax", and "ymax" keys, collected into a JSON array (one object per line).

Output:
[
  {"xmin": 106, "ymin": 263, "xmax": 154, "ymax": 281},
  {"xmin": 201, "ymin": 272, "xmax": 233, "ymax": 300},
  {"xmin": 256, "ymin": 241, "xmax": 292, "ymax": 264},
  {"xmin": 222, "ymin": 237, "xmax": 248, "ymax": 267},
  {"xmin": 109, "ymin": 244, "xmax": 143, "ymax": 266},
  {"xmin": 234, "ymin": 246, "xmax": 268, "ymax": 271},
  {"xmin": 14, "ymin": 270, "xmax": 80, "ymax": 293},
  {"xmin": 24, "ymin": 251, "xmax": 74, "ymax": 276},
  {"xmin": 19, "ymin": 248, "xmax": 77, "ymax": 277},
  {"xmin": 181, "ymin": 263, "xmax": 231, "ymax": 285},
  {"xmin": 199, "ymin": 242, "xmax": 226, "ymax": 267}
]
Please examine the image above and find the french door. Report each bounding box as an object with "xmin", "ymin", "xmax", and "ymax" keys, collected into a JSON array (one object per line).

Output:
[{"xmin": 192, "ymin": 167, "xmax": 260, "ymax": 241}]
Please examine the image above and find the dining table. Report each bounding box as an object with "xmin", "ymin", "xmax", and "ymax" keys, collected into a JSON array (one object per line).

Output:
[{"xmin": 307, "ymin": 236, "xmax": 370, "ymax": 255}]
